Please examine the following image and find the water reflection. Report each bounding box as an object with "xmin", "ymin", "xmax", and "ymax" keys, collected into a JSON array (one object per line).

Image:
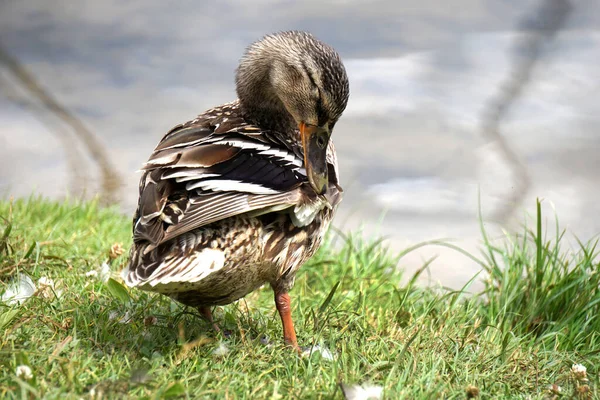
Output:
[{"xmin": 1, "ymin": 0, "xmax": 598, "ymax": 288}]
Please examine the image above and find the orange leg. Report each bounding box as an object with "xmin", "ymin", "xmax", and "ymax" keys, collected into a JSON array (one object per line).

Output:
[
  {"xmin": 274, "ymin": 292, "xmax": 300, "ymax": 351},
  {"xmin": 199, "ymin": 306, "xmax": 220, "ymax": 332}
]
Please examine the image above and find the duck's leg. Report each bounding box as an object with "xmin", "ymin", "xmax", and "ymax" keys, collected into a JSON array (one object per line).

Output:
[
  {"xmin": 199, "ymin": 306, "xmax": 220, "ymax": 332},
  {"xmin": 274, "ymin": 292, "xmax": 300, "ymax": 351}
]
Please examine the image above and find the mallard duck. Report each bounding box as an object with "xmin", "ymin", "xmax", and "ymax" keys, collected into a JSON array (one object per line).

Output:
[{"xmin": 123, "ymin": 31, "xmax": 349, "ymax": 350}]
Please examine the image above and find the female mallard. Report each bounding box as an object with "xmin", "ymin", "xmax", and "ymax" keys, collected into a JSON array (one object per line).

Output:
[{"xmin": 123, "ymin": 31, "xmax": 349, "ymax": 350}]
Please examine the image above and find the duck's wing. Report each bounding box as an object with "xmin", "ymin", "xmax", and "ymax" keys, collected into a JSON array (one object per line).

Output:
[{"xmin": 132, "ymin": 101, "xmax": 326, "ymax": 248}]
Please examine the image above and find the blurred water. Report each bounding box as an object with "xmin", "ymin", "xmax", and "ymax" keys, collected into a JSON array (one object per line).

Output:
[{"xmin": 1, "ymin": 0, "xmax": 599, "ymax": 288}]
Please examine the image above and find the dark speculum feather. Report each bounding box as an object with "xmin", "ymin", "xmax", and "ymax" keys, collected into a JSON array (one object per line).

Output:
[{"xmin": 208, "ymin": 151, "xmax": 303, "ymax": 191}]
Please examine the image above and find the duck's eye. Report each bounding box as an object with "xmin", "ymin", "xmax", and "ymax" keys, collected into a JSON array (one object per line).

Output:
[{"xmin": 316, "ymin": 133, "xmax": 328, "ymax": 149}]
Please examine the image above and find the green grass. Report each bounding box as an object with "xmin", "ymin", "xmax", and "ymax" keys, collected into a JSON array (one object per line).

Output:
[{"xmin": 0, "ymin": 197, "xmax": 598, "ymax": 399}]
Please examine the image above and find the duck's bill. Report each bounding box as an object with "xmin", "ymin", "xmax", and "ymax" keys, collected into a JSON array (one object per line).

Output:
[{"xmin": 299, "ymin": 122, "xmax": 330, "ymax": 195}]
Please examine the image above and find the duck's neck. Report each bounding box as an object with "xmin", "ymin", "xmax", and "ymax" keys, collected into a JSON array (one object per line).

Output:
[
  {"xmin": 235, "ymin": 59, "xmax": 296, "ymax": 133},
  {"xmin": 239, "ymin": 98, "xmax": 296, "ymax": 133}
]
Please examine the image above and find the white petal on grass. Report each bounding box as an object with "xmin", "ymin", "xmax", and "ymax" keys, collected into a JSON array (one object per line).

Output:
[
  {"xmin": 108, "ymin": 310, "xmax": 132, "ymax": 324},
  {"xmin": 571, "ymin": 363, "xmax": 587, "ymax": 379},
  {"xmin": 119, "ymin": 311, "xmax": 132, "ymax": 324},
  {"xmin": 1, "ymin": 274, "xmax": 36, "ymax": 306},
  {"xmin": 37, "ymin": 277, "xmax": 54, "ymax": 288},
  {"xmin": 212, "ymin": 342, "xmax": 230, "ymax": 357},
  {"xmin": 548, "ymin": 384, "xmax": 562, "ymax": 394},
  {"xmin": 84, "ymin": 263, "xmax": 111, "ymax": 283},
  {"xmin": 302, "ymin": 344, "xmax": 335, "ymax": 361},
  {"xmin": 15, "ymin": 365, "xmax": 33, "ymax": 380},
  {"xmin": 99, "ymin": 262, "xmax": 111, "ymax": 283},
  {"xmin": 37, "ymin": 277, "xmax": 63, "ymax": 299},
  {"xmin": 340, "ymin": 383, "xmax": 383, "ymax": 400},
  {"xmin": 571, "ymin": 363, "xmax": 587, "ymax": 374}
]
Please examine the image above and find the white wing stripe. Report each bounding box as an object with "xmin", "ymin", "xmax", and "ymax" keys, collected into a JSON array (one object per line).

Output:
[
  {"xmin": 212, "ymin": 139, "xmax": 270, "ymax": 151},
  {"xmin": 257, "ymin": 149, "xmax": 304, "ymax": 167},
  {"xmin": 212, "ymin": 139, "xmax": 304, "ymax": 168},
  {"xmin": 162, "ymin": 170, "xmax": 217, "ymax": 179},
  {"xmin": 186, "ymin": 180, "xmax": 280, "ymax": 194},
  {"xmin": 175, "ymin": 174, "xmax": 220, "ymax": 183}
]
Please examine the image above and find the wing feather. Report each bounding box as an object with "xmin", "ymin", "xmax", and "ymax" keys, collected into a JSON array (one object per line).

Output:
[
  {"xmin": 132, "ymin": 101, "xmax": 340, "ymax": 249},
  {"xmin": 159, "ymin": 191, "xmax": 301, "ymax": 243}
]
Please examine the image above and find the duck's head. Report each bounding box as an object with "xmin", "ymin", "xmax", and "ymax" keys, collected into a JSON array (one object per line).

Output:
[{"xmin": 236, "ymin": 31, "xmax": 349, "ymax": 195}]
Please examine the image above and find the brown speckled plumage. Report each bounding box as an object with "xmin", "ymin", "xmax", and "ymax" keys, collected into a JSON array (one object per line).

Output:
[{"xmin": 124, "ymin": 31, "xmax": 348, "ymax": 349}]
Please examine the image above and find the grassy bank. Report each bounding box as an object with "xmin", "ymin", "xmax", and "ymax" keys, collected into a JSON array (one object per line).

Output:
[{"xmin": 0, "ymin": 197, "xmax": 598, "ymax": 399}]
